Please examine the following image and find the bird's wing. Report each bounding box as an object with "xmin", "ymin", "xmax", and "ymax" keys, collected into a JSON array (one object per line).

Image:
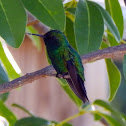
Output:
[{"xmin": 63, "ymin": 49, "xmax": 89, "ymax": 103}]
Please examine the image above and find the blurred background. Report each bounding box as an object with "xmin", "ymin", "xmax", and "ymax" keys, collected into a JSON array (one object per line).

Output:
[{"xmin": 4, "ymin": 0, "xmax": 126, "ymax": 126}]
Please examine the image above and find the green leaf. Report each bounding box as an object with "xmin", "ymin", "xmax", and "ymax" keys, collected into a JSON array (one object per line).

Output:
[
  {"xmin": 14, "ymin": 117, "xmax": 51, "ymax": 126},
  {"xmin": 0, "ymin": 64, "xmax": 9, "ymax": 102},
  {"xmin": 59, "ymin": 79, "xmax": 82, "ymax": 108},
  {"xmin": 93, "ymin": 100, "xmax": 126, "ymax": 126},
  {"xmin": 89, "ymin": 1, "xmax": 120, "ymax": 42},
  {"xmin": 66, "ymin": 10, "xmax": 75, "ymax": 22},
  {"xmin": 26, "ymin": 26, "xmax": 42, "ymax": 51},
  {"xmin": 100, "ymin": 42, "xmax": 121, "ymax": 101},
  {"xmin": 0, "ymin": 64, "xmax": 9, "ymax": 84},
  {"xmin": 66, "ymin": 8, "xmax": 76, "ymax": 15},
  {"xmin": 105, "ymin": 59, "xmax": 121, "ymax": 101},
  {"xmin": 94, "ymin": 113, "xmax": 101, "ymax": 121},
  {"xmin": 0, "ymin": 0, "xmax": 26, "ymax": 48},
  {"xmin": 105, "ymin": 0, "xmax": 123, "ymax": 46},
  {"xmin": 64, "ymin": 0, "xmax": 77, "ymax": 9},
  {"xmin": 0, "ymin": 100, "xmax": 17, "ymax": 126},
  {"xmin": 22, "ymin": 0, "xmax": 65, "ymax": 31},
  {"xmin": 94, "ymin": 112, "xmax": 122, "ymax": 126},
  {"xmin": 74, "ymin": 0, "xmax": 104, "ymax": 55},
  {"xmin": 105, "ymin": 0, "xmax": 124, "ymax": 38},
  {"xmin": 64, "ymin": 0, "xmax": 77, "ymax": 15},
  {"xmin": 65, "ymin": 17, "xmax": 77, "ymax": 51},
  {"xmin": 0, "ymin": 42, "xmax": 20, "ymax": 80},
  {"xmin": 123, "ymin": 55, "xmax": 126, "ymax": 80}
]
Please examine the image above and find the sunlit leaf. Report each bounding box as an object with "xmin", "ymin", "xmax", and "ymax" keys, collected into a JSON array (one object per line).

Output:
[
  {"xmin": 65, "ymin": 11, "xmax": 75, "ymax": 22},
  {"xmin": 0, "ymin": 42, "xmax": 20, "ymax": 80},
  {"xmin": 64, "ymin": 0, "xmax": 77, "ymax": 9},
  {"xmin": 64, "ymin": 0, "xmax": 77, "ymax": 15}
]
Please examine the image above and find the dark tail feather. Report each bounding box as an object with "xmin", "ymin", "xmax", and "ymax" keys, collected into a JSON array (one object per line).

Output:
[{"xmin": 66, "ymin": 78, "xmax": 89, "ymax": 103}]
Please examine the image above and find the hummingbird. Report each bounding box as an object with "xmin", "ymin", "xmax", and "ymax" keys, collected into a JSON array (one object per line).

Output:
[{"xmin": 27, "ymin": 30, "xmax": 89, "ymax": 103}]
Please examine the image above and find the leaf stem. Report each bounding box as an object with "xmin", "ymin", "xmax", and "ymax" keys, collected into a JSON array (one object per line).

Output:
[
  {"xmin": 105, "ymin": 30, "xmax": 114, "ymax": 37},
  {"xmin": 56, "ymin": 104, "xmax": 91, "ymax": 126},
  {"xmin": 12, "ymin": 103, "xmax": 35, "ymax": 117},
  {"xmin": 105, "ymin": 30, "xmax": 126, "ymax": 44},
  {"xmin": 56, "ymin": 111, "xmax": 85, "ymax": 126},
  {"xmin": 120, "ymin": 39, "xmax": 126, "ymax": 44}
]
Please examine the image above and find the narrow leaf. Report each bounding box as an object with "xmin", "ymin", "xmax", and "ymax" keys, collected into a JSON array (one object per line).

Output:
[
  {"xmin": 0, "ymin": 42, "xmax": 20, "ymax": 80},
  {"xmin": 106, "ymin": 59, "xmax": 121, "ymax": 101},
  {"xmin": 22, "ymin": 0, "xmax": 65, "ymax": 31},
  {"xmin": 0, "ymin": 0, "xmax": 26, "ymax": 48},
  {"xmin": 0, "ymin": 100, "xmax": 17, "ymax": 126},
  {"xmin": 74, "ymin": 0, "xmax": 104, "ymax": 55},
  {"xmin": 89, "ymin": 1, "xmax": 120, "ymax": 42},
  {"xmin": 105, "ymin": 0, "xmax": 124, "ymax": 38},
  {"xmin": 0, "ymin": 64, "xmax": 9, "ymax": 102},
  {"xmin": 14, "ymin": 117, "xmax": 51, "ymax": 126},
  {"xmin": 123, "ymin": 55, "xmax": 126, "ymax": 80},
  {"xmin": 94, "ymin": 111, "xmax": 122, "ymax": 126},
  {"xmin": 100, "ymin": 42, "xmax": 121, "ymax": 101},
  {"xmin": 93, "ymin": 100, "xmax": 126, "ymax": 125},
  {"xmin": 105, "ymin": 0, "xmax": 124, "ymax": 46}
]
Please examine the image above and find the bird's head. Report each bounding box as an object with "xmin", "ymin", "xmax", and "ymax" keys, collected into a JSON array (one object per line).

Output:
[{"xmin": 26, "ymin": 30, "xmax": 68, "ymax": 47}]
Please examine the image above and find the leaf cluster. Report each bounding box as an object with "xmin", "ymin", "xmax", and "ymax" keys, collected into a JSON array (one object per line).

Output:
[{"xmin": 0, "ymin": 0, "xmax": 125, "ymax": 125}]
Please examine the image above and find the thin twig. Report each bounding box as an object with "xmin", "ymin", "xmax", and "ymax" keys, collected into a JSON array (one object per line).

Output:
[
  {"xmin": 27, "ymin": 20, "xmax": 39, "ymax": 26},
  {"xmin": 0, "ymin": 44, "xmax": 126, "ymax": 95}
]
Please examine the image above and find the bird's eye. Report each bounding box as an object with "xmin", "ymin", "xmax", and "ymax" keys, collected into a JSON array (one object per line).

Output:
[{"xmin": 52, "ymin": 36, "xmax": 58, "ymax": 40}]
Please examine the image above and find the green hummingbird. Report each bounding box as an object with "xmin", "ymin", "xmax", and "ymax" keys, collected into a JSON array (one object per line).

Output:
[{"xmin": 27, "ymin": 30, "xmax": 89, "ymax": 103}]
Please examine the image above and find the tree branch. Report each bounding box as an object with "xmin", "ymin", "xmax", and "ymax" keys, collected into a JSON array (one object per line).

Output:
[{"xmin": 0, "ymin": 44, "xmax": 126, "ymax": 95}]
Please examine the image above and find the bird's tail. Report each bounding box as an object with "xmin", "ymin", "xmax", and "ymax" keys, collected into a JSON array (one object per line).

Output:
[{"xmin": 66, "ymin": 78, "xmax": 89, "ymax": 103}]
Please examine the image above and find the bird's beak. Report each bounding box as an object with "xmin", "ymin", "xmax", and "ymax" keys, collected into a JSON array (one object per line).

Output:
[{"xmin": 26, "ymin": 33, "xmax": 44, "ymax": 38}]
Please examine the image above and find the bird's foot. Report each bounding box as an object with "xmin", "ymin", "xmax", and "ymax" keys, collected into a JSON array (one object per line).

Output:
[{"xmin": 56, "ymin": 73, "xmax": 70, "ymax": 79}]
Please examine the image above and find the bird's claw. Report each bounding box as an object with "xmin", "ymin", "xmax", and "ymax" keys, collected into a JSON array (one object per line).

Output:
[{"xmin": 56, "ymin": 73, "xmax": 70, "ymax": 79}]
